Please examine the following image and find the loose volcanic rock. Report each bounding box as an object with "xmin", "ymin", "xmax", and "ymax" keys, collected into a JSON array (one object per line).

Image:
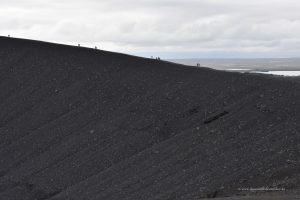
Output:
[{"xmin": 0, "ymin": 37, "xmax": 299, "ymax": 200}]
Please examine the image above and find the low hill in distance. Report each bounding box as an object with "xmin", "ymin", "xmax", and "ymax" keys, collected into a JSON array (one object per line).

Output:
[{"xmin": 0, "ymin": 37, "xmax": 299, "ymax": 200}]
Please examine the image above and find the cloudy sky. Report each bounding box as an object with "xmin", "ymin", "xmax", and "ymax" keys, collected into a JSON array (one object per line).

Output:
[{"xmin": 1, "ymin": 0, "xmax": 300, "ymax": 58}]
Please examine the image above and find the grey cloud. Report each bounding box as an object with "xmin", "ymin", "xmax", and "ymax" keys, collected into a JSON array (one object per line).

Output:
[{"xmin": 1, "ymin": 0, "xmax": 300, "ymax": 58}]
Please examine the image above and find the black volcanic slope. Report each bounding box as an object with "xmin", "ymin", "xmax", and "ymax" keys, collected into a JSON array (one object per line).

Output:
[{"xmin": 0, "ymin": 37, "xmax": 299, "ymax": 200}]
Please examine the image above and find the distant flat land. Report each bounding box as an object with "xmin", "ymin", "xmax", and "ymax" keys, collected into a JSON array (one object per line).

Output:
[{"xmin": 169, "ymin": 58, "xmax": 300, "ymax": 71}]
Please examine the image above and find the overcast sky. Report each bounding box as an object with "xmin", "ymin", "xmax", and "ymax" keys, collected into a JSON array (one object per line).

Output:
[{"xmin": 1, "ymin": 0, "xmax": 300, "ymax": 58}]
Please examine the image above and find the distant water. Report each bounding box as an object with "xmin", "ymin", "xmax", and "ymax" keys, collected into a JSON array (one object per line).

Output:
[
  {"xmin": 168, "ymin": 58, "xmax": 300, "ymax": 76},
  {"xmin": 255, "ymin": 71, "xmax": 300, "ymax": 76}
]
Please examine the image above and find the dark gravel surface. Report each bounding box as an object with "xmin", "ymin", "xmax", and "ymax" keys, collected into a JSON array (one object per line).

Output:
[{"xmin": 0, "ymin": 37, "xmax": 299, "ymax": 200}]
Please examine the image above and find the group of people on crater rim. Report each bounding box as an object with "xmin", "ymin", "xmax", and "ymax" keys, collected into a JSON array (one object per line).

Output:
[{"xmin": 151, "ymin": 56, "xmax": 161, "ymax": 60}]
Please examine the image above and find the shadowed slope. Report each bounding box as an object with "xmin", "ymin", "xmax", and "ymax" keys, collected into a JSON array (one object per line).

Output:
[{"xmin": 0, "ymin": 37, "xmax": 299, "ymax": 200}]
